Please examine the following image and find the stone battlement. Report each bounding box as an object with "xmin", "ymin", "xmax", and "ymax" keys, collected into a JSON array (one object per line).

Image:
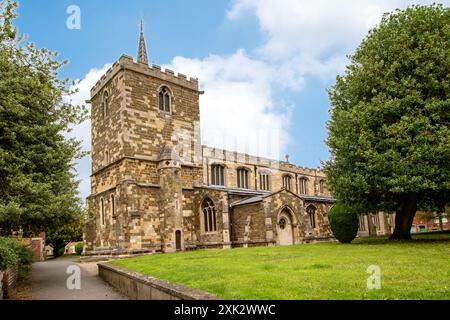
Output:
[
  {"xmin": 202, "ymin": 146, "xmax": 323, "ymax": 176},
  {"xmin": 91, "ymin": 54, "xmax": 199, "ymax": 98}
]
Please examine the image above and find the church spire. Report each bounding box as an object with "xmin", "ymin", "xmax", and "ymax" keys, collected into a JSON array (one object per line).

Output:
[{"xmin": 138, "ymin": 20, "xmax": 149, "ymax": 65}]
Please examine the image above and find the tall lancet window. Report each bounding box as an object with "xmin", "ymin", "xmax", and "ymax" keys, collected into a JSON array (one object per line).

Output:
[
  {"xmin": 158, "ymin": 86, "xmax": 171, "ymax": 112},
  {"xmin": 283, "ymin": 175, "xmax": 292, "ymax": 191},
  {"xmin": 237, "ymin": 168, "xmax": 249, "ymax": 189},
  {"xmin": 102, "ymin": 91, "xmax": 109, "ymax": 119}
]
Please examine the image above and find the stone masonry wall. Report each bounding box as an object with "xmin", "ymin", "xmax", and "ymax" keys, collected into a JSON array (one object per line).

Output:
[{"xmin": 231, "ymin": 203, "xmax": 266, "ymax": 243}]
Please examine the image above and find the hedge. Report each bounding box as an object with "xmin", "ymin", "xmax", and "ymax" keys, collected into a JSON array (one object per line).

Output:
[{"xmin": 0, "ymin": 237, "xmax": 34, "ymax": 278}]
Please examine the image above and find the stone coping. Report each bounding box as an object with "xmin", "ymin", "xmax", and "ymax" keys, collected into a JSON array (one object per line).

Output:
[{"xmin": 98, "ymin": 263, "xmax": 217, "ymax": 300}]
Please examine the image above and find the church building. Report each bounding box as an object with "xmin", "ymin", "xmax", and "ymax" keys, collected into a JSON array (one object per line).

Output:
[{"xmin": 83, "ymin": 24, "xmax": 391, "ymax": 257}]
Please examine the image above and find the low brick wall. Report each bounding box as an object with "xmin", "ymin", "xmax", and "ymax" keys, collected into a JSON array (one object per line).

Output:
[
  {"xmin": 98, "ymin": 263, "xmax": 217, "ymax": 300},
  {"xmin": 1, "ymin": 266, "xmax": 18, "ymax": 299}
]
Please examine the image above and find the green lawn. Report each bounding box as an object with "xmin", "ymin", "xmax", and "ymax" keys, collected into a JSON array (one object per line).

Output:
[{"xmin": 110, "ymin": 232, "xmax": 450, "ymax": 300}]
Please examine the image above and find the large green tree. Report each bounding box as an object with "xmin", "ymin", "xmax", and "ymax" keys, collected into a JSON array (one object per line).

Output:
[
  {"xmin": 325, "ymin": 5, "xmax": 450, "ymax": 240},
  {"xmin": 0, "ymin": 1, "xmax": 87, "ymax": 235}
]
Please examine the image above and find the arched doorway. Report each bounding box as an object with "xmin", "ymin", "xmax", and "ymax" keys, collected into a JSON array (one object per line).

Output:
[
  {"xmin": 175, "ymin": 230, "xmax": 182, "ymax": 251},
  {"xmin": 277, "ymin": 208, "xmax": 294, "ymax": 246}
]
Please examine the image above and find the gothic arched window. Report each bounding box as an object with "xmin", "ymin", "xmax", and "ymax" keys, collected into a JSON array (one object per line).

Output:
[
  {"xmin": 307, "ymin": 205, "xmax": 316, "ymax": 228},
  {"xmin": 102, "ymin": 91, "xmax": 109, "ymax": 119},
  {"xmin": 319, "ymin": 179, "xmax": 325, "ymax": 194},
  {"xmin": 202, "ymin": 198, "xmax": 217, "ymax": 233},
  {"xmin": 259, "ymin": 171, "xmax": 270, "ymax": 191},
  {"xmin": 299, "ymin": 177, "xmax": 308, "ymax": 195},
  {"xmin": 210, "ymin": 164, "xmax": 224, "ymax": 186},
  {"xmin": 237, "ymin": 168, "xmax": 249, "ymax": 189},
  {"xmin": 283, "ymin": 175, "xmax": 292, "ymax": 191},
  {"xmin": 158, "ymin": 86, "xmax": 171, "ymax": 112}
]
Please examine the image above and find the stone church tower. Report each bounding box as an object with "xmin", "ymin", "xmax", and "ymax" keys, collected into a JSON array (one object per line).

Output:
[{"xmin": 84, "ymin": 23, "xmax": 203, "ymax": 254}]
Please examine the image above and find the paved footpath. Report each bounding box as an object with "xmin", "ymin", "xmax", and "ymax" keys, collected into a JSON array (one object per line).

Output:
[{"xmin": 31, "ymin": 256, "xmax": 128, "ymax": 300}]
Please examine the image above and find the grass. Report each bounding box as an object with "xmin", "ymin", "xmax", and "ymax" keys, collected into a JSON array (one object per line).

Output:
[{"xmin": 110, "ymin": 232, "xmax": 450, "ymax": 300}]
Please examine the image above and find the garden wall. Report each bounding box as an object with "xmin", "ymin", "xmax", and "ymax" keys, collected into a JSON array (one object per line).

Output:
[{"xmin": 98, "ymin": 263, "xmax": 216, "ymax": 300}]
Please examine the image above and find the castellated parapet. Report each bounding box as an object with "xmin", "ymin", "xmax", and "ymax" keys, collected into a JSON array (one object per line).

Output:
[{"xmin": 91, "ymin": 55, "xmax": 199, "ymax": 98}]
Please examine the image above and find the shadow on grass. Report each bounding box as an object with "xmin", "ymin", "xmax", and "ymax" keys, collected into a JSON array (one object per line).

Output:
[{"xmin": 352, "ymin": 230, "xmax": 450, "ymax": 245}]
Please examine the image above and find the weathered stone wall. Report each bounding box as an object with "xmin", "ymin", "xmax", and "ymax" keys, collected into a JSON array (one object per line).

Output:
[
  {"xmin": 98, "ymin": 263, "xmax": 216, "ymax": 300},
  {"xmin": 264, "ymin": 191, "xmax": 308, "ymax": 244},
  {"xmin": 158, "ymin": 159, "xmax": 184, "ymax": 253},
  {"xmin": 231, "ymin": 203, "xmax": 266, "ymax": 243},
  {"xmin": 303, "ymin": 201, "xmax": 333, "ymax": 237},
  {"xmin": 91, "ymin": 68, "xmax": 126, "ymax": 174},
  {"xmin": 119, "ymin": 57, "xmax": 201, "ymax": 166},
  {"xmin": 183, "ymin": 188, "xmax": 230, "ymax": 248}
]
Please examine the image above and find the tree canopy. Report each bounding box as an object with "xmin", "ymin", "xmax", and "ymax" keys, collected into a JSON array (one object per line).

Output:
[
  {"xmin": 0, "ymin": 0, "xmax": 87, "ymax": 235},
  {"xmin": 46, "ymin": 217, "xmax": 83, "ymax": 257},
  {"xmin": 324, "ymin": 4, "xmax": 449, "ymax": 239}
]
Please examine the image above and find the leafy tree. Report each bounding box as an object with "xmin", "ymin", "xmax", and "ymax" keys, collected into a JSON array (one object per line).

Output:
[
  {"xmin": 0, "ymin": 1, "xmax": 87, "ymax": 236},
  {"xmin": 46, "ymin": 218, "xmax": 83, "ymax": 257},
  {"xmin": 325, "ymin": 4, "xmax": 450, "ymax": 240}
]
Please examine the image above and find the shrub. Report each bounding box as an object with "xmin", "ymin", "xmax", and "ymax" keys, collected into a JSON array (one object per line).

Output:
[
  {"xmin": 0, "ymin": 237, "xmax": 34, "ymax": 278},
  {"xmin": 329, "ymin": 204, "xmax": 359, "ymax": 243},
  {"xmin": 75, "ymin": 243, "xmax": 83, "ymax": 255},
  {"xmin": 0, "ymin": 238, "xmax": 19, "ymax": 271},
  {"xmin": 14, "ymin": 243, "xmax": 34, "ymax": 279}
]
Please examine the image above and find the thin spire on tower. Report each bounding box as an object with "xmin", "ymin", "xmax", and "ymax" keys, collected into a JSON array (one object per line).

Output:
[{"xmin": 138, "ymin": 19, "xmax": 149, "ymax": 65}]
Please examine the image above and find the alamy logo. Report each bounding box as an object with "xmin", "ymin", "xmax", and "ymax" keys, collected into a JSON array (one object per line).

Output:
[
  {"xmin": 66, "ymin": 5, "xmax": 81, "ymax": 30},
  {"xmin": 66, "ymin": 265, "xmax": 81, "ymax": 290},
  {"xmin": 366, "ymin": 265, "xmax": 381, "ymax": 290}
]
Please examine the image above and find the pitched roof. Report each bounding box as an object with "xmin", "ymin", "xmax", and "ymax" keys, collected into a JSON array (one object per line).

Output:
[{"xmin": 230, "ymin": 188, "xmax": 336, "ymax": 208}]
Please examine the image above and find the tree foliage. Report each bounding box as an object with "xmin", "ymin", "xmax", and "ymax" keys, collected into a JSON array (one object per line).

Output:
[
  {"xmin": 46, "ymin": 217, "xmax": 83, "ymax": 257},
  {"xmin": 324, "ymin": 5, "xmax": 450, "ymax": 239},
  {"xmin": 0, "ymin": 0, "xmax": 87, "ymax": 235}
]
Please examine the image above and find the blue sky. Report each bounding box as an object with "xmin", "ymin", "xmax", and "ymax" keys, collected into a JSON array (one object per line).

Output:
[{"xmin": 15, "ymin": 0, "xmax": 447, "ymax": 201}]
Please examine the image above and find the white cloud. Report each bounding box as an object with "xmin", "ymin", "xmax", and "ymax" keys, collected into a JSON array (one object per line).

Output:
[
  {"xmin": 228, "ymin": 0, "xmax": 443, "ymax": 59},
  {"xmin": 227, "ymin": 0, "xmax": 445, "ymax": 81},
  {"xmin": 166, "ymin": 50, "xmax": 291, "ymax": 160},
  {"xmin": 65, "ymin": 64, "xmax": 112, "ymax": 201}
]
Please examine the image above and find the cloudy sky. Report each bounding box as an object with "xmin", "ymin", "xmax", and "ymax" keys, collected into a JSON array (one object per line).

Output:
[{"xmin": 16, "ymin": 0, "xmax": 448, "ymax": 201}]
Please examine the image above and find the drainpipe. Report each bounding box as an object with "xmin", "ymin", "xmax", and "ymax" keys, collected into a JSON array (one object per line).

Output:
[
  {"xmin": 254, "ymin": 165, "xmax": 258, "ymax": 190},
  {"xmin": 206, "ymin": 157, "xmax": 209, "ymax": 186}
]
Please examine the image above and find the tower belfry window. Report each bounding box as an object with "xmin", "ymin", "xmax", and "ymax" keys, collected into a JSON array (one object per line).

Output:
[{"xmin": 159, "ymin": 86, "xmax": 171, "ymax": 112}]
